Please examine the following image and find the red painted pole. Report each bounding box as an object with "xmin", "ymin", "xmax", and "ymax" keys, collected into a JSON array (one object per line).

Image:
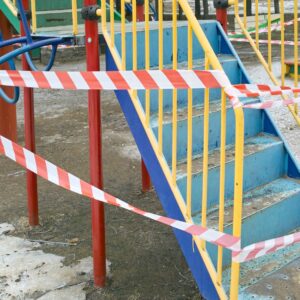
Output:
[
  {"xmin": 21, "ymin": 0, "xmax": 39, "ymax": 226},
  {"xmin": 0, "ymin": 12, "xmax": 17, "ymax": 142},
  {"xmin": 136, "ymin": 1, "xmax": 152, "ymax": 192},
  {"xmin": 216, "ymin": 8, "xmax": 228, "ymax": 33},
  {"xmin": 84, "ymin": 0, "xmax": 106, "ymax": 287}
]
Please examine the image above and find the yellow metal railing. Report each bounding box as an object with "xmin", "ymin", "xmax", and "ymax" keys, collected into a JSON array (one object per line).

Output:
[
  {"xmin": 101, "ymin": 1, "xmax": 245, "ymax": 299},
  {"xmin": 232, "ymin": 0, "xmax": 300, "ymax": 125}
]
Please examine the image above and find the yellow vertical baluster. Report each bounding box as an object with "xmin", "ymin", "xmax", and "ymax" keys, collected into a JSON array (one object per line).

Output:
[
  {"xmin": 267, "ymin": 0, "xmax": 272, "ymax": 71},
  {"xmin": 243, "ymin": 0, "xmax": 247, "ymax": 28},
  {"xmin": 201, "ymin": 55, "xmax": 210, "ymax": 250},
  {"xmin": 101, "ymin": 0, "xmax": 107, "ymax": 32},
  {"xmin": 229, "ymin": 108, "xmax": 244, "ymax": 300},
  {"xmin": 217, "ymin": 89, "xmax": 226, "ymax": 285},
  {"xmin": 172, "ymin": 0, "xmax": 178, "ymax": 185},
  {"xmin": 158, "ymin": 0, "xmax": 163, "ymax": 154},
  {"xmin": 186, "ymin": 21, "xmax": 193, "ymax": 218},
  {"xmin": 294, "ymin": 0, "xmax": 298, "ymax": 114},
  {"xmin": 280, "ymin": 0, "xmax": 285, "ymax": 86},
  {"xmin": 132, "ymin": 0, "xmax": 137, "ymax": 101},
  {"xmin": 121, "ymin": 0, "xmax": 126, "ymax": 70},
  {"xmin": 30, "ymin": 0, "xmax": 37, "ymax": 33},
  {"xmin": 255, "ymin": 0, "xmax": 259, "ymax": 48},
  {"xmin": 110, "ymin": 0, "xmax": 115, "ymax": 47},
  {"xmin": 145, "ymin": 0, "xmax": 150, "ymax": 125},
  {"xmin": 71, "ymin": 0, "xmax": 78, "ymax": 35}
]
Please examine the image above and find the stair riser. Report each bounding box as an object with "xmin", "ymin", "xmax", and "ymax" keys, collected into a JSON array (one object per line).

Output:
[
  {"xmin": 152, "ymin": 108, "xmax": 263, "ymax": 163},
  {"xmin": 207, "ymin": 190, "xmax": 300, "ymax": 268},
  {"xmin": 178, "ymin": 142, "xmax": 286, "ymax": 214}
]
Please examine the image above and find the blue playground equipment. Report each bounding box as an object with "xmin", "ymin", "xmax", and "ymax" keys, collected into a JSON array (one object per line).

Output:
[{"xmin": 0, "ymin": 0, "xmax": 72, "ymax": 104}]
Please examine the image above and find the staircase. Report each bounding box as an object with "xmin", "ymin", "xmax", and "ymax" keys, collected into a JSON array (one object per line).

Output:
[{"xmin": 105, "ymin": 18, "xmax": 300, "ymax": 299}]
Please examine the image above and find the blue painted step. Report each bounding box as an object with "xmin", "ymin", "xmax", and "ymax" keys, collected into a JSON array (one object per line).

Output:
[
  {"xmin": 201, "ymin": 177, "xmax": 300, "ymax": 268},
  {"xmin": 177, "ymin": 133, "xmax": 286, "ymax": 214}
]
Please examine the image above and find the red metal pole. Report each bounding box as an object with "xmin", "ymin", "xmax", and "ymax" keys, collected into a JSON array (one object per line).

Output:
[
  {"xmin": 0, "ymin": 12, "xmax": 17, "ymax": 141},
  {"xmin": 84, "ymin": 0, "xmax": 106, "ymax": 287},
  {"xmin": 216, "ymin": 8, "xmax": 228, "ymax": 33},
  {"xmin": 136, "ymin": 1, "xmax": 152, "ymax": 192},
  {"xmin": 21, "ymin": 0, "xmax": 39, "ymax": 226}
]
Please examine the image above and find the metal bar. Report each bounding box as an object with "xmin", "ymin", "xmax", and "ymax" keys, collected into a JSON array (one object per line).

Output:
[
  {"xmin": 145, "ymin": 0, "xmax": 150, "ymax": 126},
  {"xmin": 217, "ymin": 89, "xmax": 226, "ymax": 284},
  {"xmin": 186, "ymin": 20, "xmax": 193, "ymax": 218},
  {"xmin": 294, "ymin": 0, "xmax": 298, "ymax": 114},
  {"xmin": 229, "ymin": 108, "xmax": 244, "ymax": 300},
  {"xmin": 280, "ymin": 0, "xmax": 285, "ymax": 85},
  {"xmin": 30, "ymin": 0, "xmax": 36, "ymax": 33},
  {"xmin": 110, "ymin": 0, "xmax": 115, "ymax": 46},
  {"xmin": 267, "ymin": 0, "xmax": 272, "ymax": 71},
  {"xmin": 255, "ymin": 0, "xmax": 259, "ymax": 48},
  {"xmin": 21, "ymin": 0, "xmax": 38, "ymax": 227},
  {"xmin": 172, "ymin": 0, "xmax": 178, "ymax": 186},
  {"xmin": 121, "ymin": 0, "xmax": 126, "ymax": 70},
  {"xmin": 72, "ymin": 0, "xmax": 78, "ymax": 35},
  {"xmin": 158, "ymin": 0, "xmax": 163, "ymax": 154},
  {"xmin": 201, "ymin": 55, "xmax": 210, "ymax": 250},
  {"xmin": 0, "ymin": 12, "xmax": 17, "ymax": 142},
  {"xmin": 84, "ymin": 0, "xmax": 106, "ymax": 287}
]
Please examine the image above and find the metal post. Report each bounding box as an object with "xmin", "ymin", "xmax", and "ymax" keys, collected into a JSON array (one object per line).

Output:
[
  {"xmin": 0, "ymin": 12, "xmax": 17, "ymax": 141},
  {"xmin": 84, "ymin": 0, "xmax": 106, "ymax": 287},
  {"xmin": 216, "ymin": 8, "xmax": 228, "ymax": 32},
  {"xmin": 214, "ymin": 0, "xmax": 230, "ymax": 33},
  {"xmin": 21, "ymin": 0, "xmax": 39, "ymax": 226}
]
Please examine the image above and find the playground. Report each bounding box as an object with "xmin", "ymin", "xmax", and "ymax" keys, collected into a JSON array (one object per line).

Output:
[{"xmin": 1, "ymin": 0, "xmax": 300, "ymax": 299}]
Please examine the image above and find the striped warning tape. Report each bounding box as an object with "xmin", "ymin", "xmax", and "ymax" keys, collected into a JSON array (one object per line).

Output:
[
  {"xmin": 1, "ymin": 68, "xmax": 299, "ymax": 111},
  {"xmin": 0, "ymin": 134, "xmax": 240, "ymax": 252},
  {"xmin": 232, "ymin": 231, "xmax": 300, "ymax": 263},
  {"xmin": 225, "ymin": 84, "xmax": 300, "ymax": 109},
  {"xmin": 0, "ymin": 69, "xmax": 231, "ymax": 91},
  {"xmin": 229, "ymin": 37, "xmax": 300, "ymax": 46},
  {"xmin": 2, "ymin": 134, "xmax": 300, "ymax": 262},
  {"xmin": 228, "ymin": 17, "xmax": 299, "ymax": 38}
]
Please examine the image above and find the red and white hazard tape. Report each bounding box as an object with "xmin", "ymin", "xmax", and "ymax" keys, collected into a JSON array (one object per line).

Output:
[
  {"xmin": 229, "ymin": 37, "xmax": 300, "ymax": 46},
  {"xmin": 2, "ymin": 133, "xmax": 300, "ymax": 262},
  {"xmin": 0, "ymin": 69, "xmax": 230, "ymax": 91},
  {"xmin": 0, "ymin": 134, "xmax": 240, "ymax": 252},
  {"xmin": 225, "ymin": 84, "xmax": 300, "ymax": 109},
  {"xmin": 228, "ymin": 17, "xmax": 299, "ymax": 37},
  {"xmin": 233, "ymin": 231, "xmax": 300, "ymax": 263}
]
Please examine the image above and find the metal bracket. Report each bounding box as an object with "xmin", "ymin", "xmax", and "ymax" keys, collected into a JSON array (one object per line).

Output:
[
  {"xmin": 17, "ymin": 10, "xmax": 32, "ymax": 21},
  {"xmin": 81, "ymin": 5, "xmax": 101, "ymax": 21},
  {"xmin": 213, "ymin": 0, "xmax": 230, "ymax": 9}
]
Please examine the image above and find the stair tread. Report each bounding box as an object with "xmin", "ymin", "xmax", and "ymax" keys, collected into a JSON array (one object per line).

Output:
[
  {"xmin": 176, "ymin": 133, "xmax": 282, "ymax": 178},
  {"xmin": 201, "ymin": 177, "xmax": 300, "ymax": 228}
]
